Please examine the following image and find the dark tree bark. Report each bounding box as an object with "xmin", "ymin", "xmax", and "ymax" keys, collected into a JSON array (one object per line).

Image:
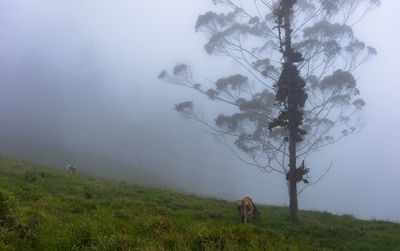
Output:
[
  {"xmin": 284, "ymin": 0, "xmax": 298, "ymax": 222},
  {"xmin": 270, "ymin": 0, "xmax": 308, "ymax": 221}
]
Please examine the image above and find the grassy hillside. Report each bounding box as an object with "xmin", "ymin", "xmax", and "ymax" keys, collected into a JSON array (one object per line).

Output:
[{"xmin": 0, "ymin": 156, "xmax": 399, "ymax": 250}]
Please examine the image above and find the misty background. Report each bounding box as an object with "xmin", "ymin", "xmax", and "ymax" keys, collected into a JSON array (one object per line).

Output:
[{"xmin": 0, "ymin": 1, "xmax": 398, "ymax": 221}]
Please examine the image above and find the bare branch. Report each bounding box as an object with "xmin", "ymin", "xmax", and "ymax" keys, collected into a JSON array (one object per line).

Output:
[{"xmin": 298, "ymin": 161, "xmax": 333, "ymax": 195}]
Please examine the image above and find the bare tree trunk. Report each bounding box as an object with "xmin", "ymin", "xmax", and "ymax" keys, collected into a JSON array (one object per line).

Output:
[{"xmin": 288, "ymin": 108, "xmax": 298, "ymax": 221}]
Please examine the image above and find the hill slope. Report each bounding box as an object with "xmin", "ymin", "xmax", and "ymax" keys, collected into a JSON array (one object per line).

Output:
[{"xmin": 0, "ymin": 156, "xmax": 399, "ymax": 250}]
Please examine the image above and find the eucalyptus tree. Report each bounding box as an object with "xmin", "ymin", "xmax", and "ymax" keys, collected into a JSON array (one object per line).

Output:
[{"xmin": 159, "ymin": 0, "xmax": 379, "ymax": 220}]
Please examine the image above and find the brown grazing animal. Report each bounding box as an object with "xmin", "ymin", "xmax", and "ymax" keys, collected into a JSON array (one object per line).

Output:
[{"xmin": 237, "ymin": 196, "xmax": 260, "ymax": 223}]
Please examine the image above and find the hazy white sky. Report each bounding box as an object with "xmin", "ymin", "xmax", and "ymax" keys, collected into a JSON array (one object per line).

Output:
[{"xmin": 0, "ymin": 0, "xmax": 399, "ymax": 221}]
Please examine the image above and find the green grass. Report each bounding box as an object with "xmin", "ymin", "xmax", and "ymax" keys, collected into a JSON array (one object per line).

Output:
[{"xmin": 0, "ymin": 155, "xmax": 399, "ymax": 250}]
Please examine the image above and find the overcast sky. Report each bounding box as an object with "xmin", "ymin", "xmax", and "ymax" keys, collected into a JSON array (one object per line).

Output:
[{"xmin": 0, "ymin": 0, "xmax": 399, "ymax": 222}]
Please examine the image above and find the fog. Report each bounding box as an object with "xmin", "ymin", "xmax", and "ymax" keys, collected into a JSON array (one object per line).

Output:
[{"xmin": 0, "ymin": 1, "xmax": 399, "ymax": 222}]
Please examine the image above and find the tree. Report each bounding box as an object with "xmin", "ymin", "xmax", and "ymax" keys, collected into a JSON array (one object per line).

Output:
[{"xmin": 159, "ymin": 0, "xmax": 379, "ymax": 220}]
